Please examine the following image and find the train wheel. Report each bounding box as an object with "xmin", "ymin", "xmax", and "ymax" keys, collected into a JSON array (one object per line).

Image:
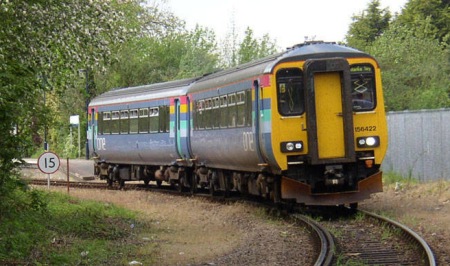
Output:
[
  {"xmin": 107, "ymin": 178, "xmax": 113, "ymax": 187},
  {"xmin": 119, "ymin": 179, "xmax": 125, "ymax": 189},
  {"xmin": 107, "ymin": 172, "xmax": 114, "ymax": 187},
  {"xmin": 190, "ymin": 175, "xmax": 198, "ymax": 194},
  {"xmin": 156, "ymin": 180, "xmax": 162, "ymax": 187},
  {"xmin": 177, "ymin": 177, "xmax": 185, "ymax": 193},
  {"xmin": 209, "ymin": 172, "xmax": 217, "ymax": 196},
  {"xmin": 223, "ymin": 176, "xmax": 230, "ymax": 198},
  {"xmin": 209, "ymin": 183, "xmax": 216, "ymax": 196},
  {"xmin": 273, "ymin": 176, "xmax": 281, "ymax": 204},
  {"xmin": 144, "ymin": 179, "xmax": 150, "ymax": 186}
]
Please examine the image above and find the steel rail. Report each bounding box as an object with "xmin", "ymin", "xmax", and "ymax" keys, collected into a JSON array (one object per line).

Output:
[
  {"xmin": 360, "ymin": 209, "xmax": 436, "ymax": 266},
  {"xmin": 292, "ymin": 214, "xmax": 334, "ymax": 266}
]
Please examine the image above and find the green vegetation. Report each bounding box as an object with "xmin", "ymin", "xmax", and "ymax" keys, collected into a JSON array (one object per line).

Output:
[
  {"xmin": 346, "ymin": 0, "xmax": 450, "ymax": 111},
  {"xmin": 0, "ymin": 186, "xmax": 157, "ymax": 265},
  {"xmin": 383, "ymin": 171, "xmax": 419, "ymax": 186}
]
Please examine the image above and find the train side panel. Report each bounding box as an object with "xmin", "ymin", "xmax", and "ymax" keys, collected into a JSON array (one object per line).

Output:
[
  {"xmin": 90, "ymin": 99, "xmax": 179, "ymax": 166},
  {"xmin": 189, "ymin": 79, "xmax": 262, "ymax": 172}
]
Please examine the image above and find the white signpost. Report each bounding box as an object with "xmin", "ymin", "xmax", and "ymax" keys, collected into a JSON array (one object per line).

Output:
[
  {"xmin": 37, "ymin": 151, "xmax": 61, "ymax": 188},
  {"xmin": 70, "ymin": 115, "xmax": 81, "ymax": 158}
]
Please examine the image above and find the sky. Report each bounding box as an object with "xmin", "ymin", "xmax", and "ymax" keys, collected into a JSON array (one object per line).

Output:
[{"xmin": 165, "ymin": 0, "xmax": 409, "ymax": 49}]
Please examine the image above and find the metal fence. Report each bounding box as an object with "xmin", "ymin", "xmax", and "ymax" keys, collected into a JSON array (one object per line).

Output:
[{"xmin": 381, "ymin": 109, "xmax": 450, "ymax": 181}]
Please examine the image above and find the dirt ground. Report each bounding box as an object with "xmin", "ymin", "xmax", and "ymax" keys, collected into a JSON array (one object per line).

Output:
[
  {"xmin": 43, "ymin": 188, "xmax": 315, "ymax": 266},
  {"xmin": 24, "ymin": 167, "xmax": 450, "ymax": 265}
]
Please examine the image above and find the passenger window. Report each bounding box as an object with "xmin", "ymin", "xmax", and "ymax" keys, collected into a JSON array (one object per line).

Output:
[
  {"xmin": 149, "ymin": 107, "xmax": 159, "ymax": 133},
  {"xmin": 159, "ymin": 106, "xmax": 169, "ymax": 133},
  {"xmin": 276, "ymin": 68, "xmax": 304, "ymax": 116},
  {"xmin": 213, "ymin": 97, "xmax": 220, "ymax": 129},
  {"xmin": 197, "ymin": 100, "xmax": 205, "ymax": 130},
  {"xmin": 139, "ymin": 108, "xmax": 149, "ymax": 133},
  {"xmin": 236, "ymin": 92, "xmax": 246, "ymax": 127},
  {"xmin": 120, "ymin": 110, "xmax": 129, "ymax": 134},
  {"xmin": 111, "ymin": 111, "xmax": 120, "ymax": 134},
  {"xmin": 351, "ymin": 65, "xmax": 376, "ymax": 111},
  {"xmin": 101, "ymin": 112, "xmax": 111, "ymax": 135},
  {"xmin": 228, "ymin": 93, "xmax": 236, "ymax": 127},
  {"xmin": 129, "ymin": 109, "xmax": 139, "ymax": 134},
  {"xmin": 220, "ymin": 96, "xmax": 228, "ymax": 128}
]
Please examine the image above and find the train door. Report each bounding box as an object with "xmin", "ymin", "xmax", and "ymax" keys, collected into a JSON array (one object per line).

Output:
[
  {"xmin": 174, "ymin": 96, "xmax": 192, "ymax": 160},
  {"xmin": 87, "ymin": 108, "xmax": 97, "ymax": 158},
  {"xmin": 91, "ymin": 108, "xmax": 97, "ymax": 154},
  {"xmin": 254, "ymin": 80, "xmax": 271, "ymax": 165},
  {"xmin": 304, "ymin": 58, "xmax": 355, "ymax": 164}
]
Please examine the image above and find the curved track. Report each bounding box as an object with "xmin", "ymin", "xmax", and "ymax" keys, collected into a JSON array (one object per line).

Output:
[
  {"xmin": 361, "ymin": 210, "xmax": 436, "ymax": 266},
  {"xmin": 292, "ymin": 214, "xmax": 334, "ymax": 266},
  {"xmin": 27, "ymin": 178, "xmax": 435, "ymax": 265},
  {"xmin": 311, "ymin": 208, "xmax": 436, "ymax": 266}
]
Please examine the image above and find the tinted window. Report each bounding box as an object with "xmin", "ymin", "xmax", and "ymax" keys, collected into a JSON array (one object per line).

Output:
[
  {"xmin": 351, "ymin": 65, "xmax": 376, "ymax": 111},
  {"xmin": 276, "ymin": 68, "xmax": 304, "ymax": 116}
]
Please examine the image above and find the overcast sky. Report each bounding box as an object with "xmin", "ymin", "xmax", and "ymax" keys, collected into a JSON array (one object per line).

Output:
[{"xmin": 165, "ymin": 0, "xmax": 408, "ymax": 49}]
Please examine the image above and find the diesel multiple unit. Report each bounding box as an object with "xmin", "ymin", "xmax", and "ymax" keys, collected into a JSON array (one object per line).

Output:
[{"xmin": 88, "ymin": 42, "xmax": 388, "ymax": 206}]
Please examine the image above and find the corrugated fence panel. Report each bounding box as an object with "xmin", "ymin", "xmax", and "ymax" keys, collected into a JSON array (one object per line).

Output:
[{"xmin": 382, "ymin": 109, "xmax": 450, "ymax": 181}]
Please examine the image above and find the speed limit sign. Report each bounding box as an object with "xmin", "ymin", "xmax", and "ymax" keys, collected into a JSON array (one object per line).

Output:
[{"xmin": 38, "ymin": 152, "xmax": 60, "ymax": 174}]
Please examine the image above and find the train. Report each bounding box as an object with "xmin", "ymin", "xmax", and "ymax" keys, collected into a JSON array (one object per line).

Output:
[{"xmin": 87, "ymin": 41, "xmax": 388, "ymax": 206}]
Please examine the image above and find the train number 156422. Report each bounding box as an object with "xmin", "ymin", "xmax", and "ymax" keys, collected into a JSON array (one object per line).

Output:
[{"xmin": 354, "ymin": 126, "xmax": 376, "ymax": 132}]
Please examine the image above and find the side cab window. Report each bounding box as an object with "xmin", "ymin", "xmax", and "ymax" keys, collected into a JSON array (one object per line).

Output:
[{"xmin": 276, "ymin": 68, "xmax": 304, "ymax": 116}]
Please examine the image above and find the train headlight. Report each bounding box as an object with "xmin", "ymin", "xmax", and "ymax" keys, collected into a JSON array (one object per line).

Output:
[
  {"xmin": 366, "ymin": 137, "xmax": 376, "ymax": 146},
  {"xmin": 281, "ymin": 141, "xmax": 303, "ymax": 153},
  {"xmin": 286, "ymin": 142, "xmax": 294, "ymax": 151},
  {"xmin": 356, "ymin": 136, "xmax": 380, "ymax": 148}
]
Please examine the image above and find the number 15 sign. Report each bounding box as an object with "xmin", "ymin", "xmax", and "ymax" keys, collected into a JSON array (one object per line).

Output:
[{"xmin": 38, "ymin": 152, "xmax": 61, "ymax": 174}]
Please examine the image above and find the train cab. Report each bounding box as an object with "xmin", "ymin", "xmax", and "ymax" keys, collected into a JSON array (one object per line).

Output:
[{"xmin": 263, "ymin": 43, "xmax": 388, "ymax": 205}]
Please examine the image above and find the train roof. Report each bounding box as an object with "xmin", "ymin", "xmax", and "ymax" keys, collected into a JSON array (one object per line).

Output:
[
  {"xmin": 89, "ymin": 77, "xmax": 199, "ymax": 106},
  {"xmin": 90, "ymin": 42, "xmax": 373, "ymax": 106},
  {"xmin": 267, "ymin": 41, "xmax": 372, "ymax": 68},
  {"xmin": 189, "ymin": 42, "xmax": 372, "ymax": 93}
]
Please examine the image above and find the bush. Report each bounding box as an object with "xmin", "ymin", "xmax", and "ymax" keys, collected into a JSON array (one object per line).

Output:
[{"xmin": 0, "ymin": 188, "xmax": 152, "ymax": 265}]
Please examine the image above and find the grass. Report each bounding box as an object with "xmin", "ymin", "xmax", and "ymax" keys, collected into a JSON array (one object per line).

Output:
[
  {"xmin": 383, "ymin": 171, "xmax": 419, "ymax": 186},
  {"xmin": 0, "ymin": 185, "xmax": 159, "ymax": 265}
]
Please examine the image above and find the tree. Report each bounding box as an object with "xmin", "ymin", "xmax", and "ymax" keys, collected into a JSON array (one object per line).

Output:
[
  {"xmin": 346, "ymin": 0, "xmax": 391, "ymax": 51},
  {"xmin": 396, "ymin": 0, "xmax": 450, "ymax": 46},
  {"xmin": 0, "ymin": 0, "xmax": 176, "ymax": 189},
  {"xmin": 95, "ymin": 24, "xmax": 220, "ymax": 91},
  {"xmin": 220, "ymin": 14, "xmax": 240, "ymax": 68},
  {"xmin": 368, "ymin": 22, "xmax": 450, "ymax": 111},
  {"xmin": 238, "ymin": 27, "xmax": 260, "ymax": 64},
  {"xmin": 238, "ymin": 27, "xmax": 278, "ymax": 64},
  {"xmin": 221, "ymin": 26, "xmax": 278, "ymax": 67},
  {"xmin": 177, "ymin": 25, "xmax": 220, "ymax": 78},
  {"xmin": 0, "ymin": 59, "xmax": 43, "ymax": 190}
]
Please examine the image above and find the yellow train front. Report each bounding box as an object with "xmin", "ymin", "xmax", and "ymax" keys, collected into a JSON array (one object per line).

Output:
[{"xmin": 259, "ymin": 42, "xmax": 388, "ymax": 206}]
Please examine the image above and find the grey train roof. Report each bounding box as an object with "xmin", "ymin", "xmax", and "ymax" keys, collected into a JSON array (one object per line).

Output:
[
  {"xmin": 188, "ymin": 42, "xmax": 371, "ymax": 93},
  {"xmin": 89, "ymin": 77, "xmax": 199, "ymax": 106},
  {"xmin": 90, "ymin": 42, "xmax": 371, "ymax": 106}
]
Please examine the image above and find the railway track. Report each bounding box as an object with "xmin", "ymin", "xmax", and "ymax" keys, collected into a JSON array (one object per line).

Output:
[
  {"xmin": 27, "ymin": 178, "xmax": 436, "ymax": 265},
  {"xmin": 360, "ymin": 210, "xmax": 436, "ymax": 266},
  {"xmin": 291, "ymin": 214, "xmax": 335, "ymax": 266},
  {"xmin": 310, "ymin": 208, "xmax": 436, "ymax": 266}
]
